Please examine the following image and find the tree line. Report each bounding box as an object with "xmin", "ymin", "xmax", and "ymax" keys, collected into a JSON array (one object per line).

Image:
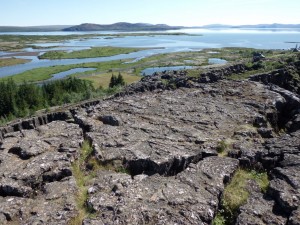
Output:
[
  {"xmin": 0, "ymin": 77, "xmax": 95, "ymax": 123},
  {"xmin": 0, "ymin": 73, "xmax": 127, "ymax": 124}
]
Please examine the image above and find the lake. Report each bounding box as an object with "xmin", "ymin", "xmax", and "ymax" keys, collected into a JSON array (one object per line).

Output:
[{"xmin": 0, "ymin": 28, "xmax": 300, "ymax": 78}]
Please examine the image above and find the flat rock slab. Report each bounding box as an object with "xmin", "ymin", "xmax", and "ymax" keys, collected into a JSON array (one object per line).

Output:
[
  {"xmin": 75, "ymin": 81, "xmax": 281, "ymax": 175},
  {"xmin": 0, "ymin": 79, "xmax": 298, "ymax": 224},
  {"xmin": 86, "ymin": 157, "xmax": 239, "ymax": 225}
]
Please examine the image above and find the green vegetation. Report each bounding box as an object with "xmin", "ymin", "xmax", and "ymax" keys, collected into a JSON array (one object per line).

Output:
[
  {"xmin": 70, "ymin": 139, "xmax": 130, "ymax": 224},
  {"xmin": 4, "ymin": 48, "xmax": 297, "ymax": 89},
  {"xmin": 0, "ymin": 77, "xmax": 122, "ymax": 124},
  {"xmin": 39, "ymin": 46, "xmax": 147, "ymax": 59},
  {"xmin": 2, "ymin": 50, "xmax": 206, "ymax": 84},
  {"xmin": 109, "ymin": 73, "xmax": 125, "ymax": 88},
  {"xmin": 213, "ymin": 214, "xmax": 226, "ymax": 225},
  {"xmin": 216, "ymin": 139, "xmax": 235, "ymax": 157},
  {"xmin": 69, "ymin": 140, "xmax": 95, "ymax": 225},
  {"xmin": 213, "ymin": 169, "xmax": 269, "ymax": 225},
  {"xmin": 82, "ymin": 72, "xmax": 140, "ymax": 88},
  {"xmin": 0, "ymin": 64, "xmax": 95, "ymax": 83},
  {"xmin": 0, "ymin": 57, "xmax": 31, "ymax": 67},
  {"xmin": 216, "ymin": 140, "xmax": 228, "ymax": 154},
  {"xmin": 1, "ymin": 47, "xmax": 297, "ymax": 125}
]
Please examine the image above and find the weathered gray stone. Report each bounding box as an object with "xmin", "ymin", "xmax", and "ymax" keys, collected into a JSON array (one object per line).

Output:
[
  {"xmin": 0, "ymin": 121, "xmax": 83, "ymax": 224},
  {"xmin": 87, "ymin": 157, "xmax": 239, "ymax": 224},
  {"xmin": 80, "ymin": 81, "xmax": 281, "ymax": 176},
  {"xmin": 289, "ymin": 207, "xmax": 300, "ymax": 225},
  {"xmin": 0, "ymin": 71, "xmax": 300, "ymax": 224},
  {"xmin": 236, "ymin": 180, "xmax": 287, "ymax": 225}
]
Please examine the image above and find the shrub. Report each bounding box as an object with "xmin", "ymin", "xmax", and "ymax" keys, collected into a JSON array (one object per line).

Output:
[{"xmin": 216, "ymin": 140, "xmax": 228, "ymax": 153}]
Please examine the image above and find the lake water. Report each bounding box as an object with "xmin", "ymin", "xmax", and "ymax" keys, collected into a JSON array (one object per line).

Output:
[
  {"xmin": 141, "ymin": 66, "xmax": 195, "ymax": 76},
  {"xmin": 208, "ymin": 58, "xmax": 227, "ymax": 65},
  {"xmin": 47, "ymin": 68, "xmax": 96, "ymax": 81},
  {"xmin": 0, "ymin": 28, "xmax": 300, "ymax": 78}
]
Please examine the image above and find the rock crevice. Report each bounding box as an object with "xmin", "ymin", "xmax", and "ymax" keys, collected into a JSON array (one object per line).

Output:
[{"xmin": 0, "ymin": 65, "xmax": 299, "ymax": 224}]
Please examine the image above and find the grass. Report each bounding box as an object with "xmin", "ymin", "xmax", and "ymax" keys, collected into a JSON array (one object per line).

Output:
[
  {"xmin": 0, "ymin": 57, "xmax": 31, "ymax": 67},
  {"xmin": 69, "ymin": 140, "xmax": 130, "ymax": 224},
  {"xmin": 216, "ymin": 140, "xmax": 228, "ymax": 154},
  {"xmin": 69, "ymin": 140, "xmax": 95, "ymax": 225},
  {"xmin": 213, "ymin": 214, "xmax": 226, "ymax": 225},
  {"xmin": 187, "ymin": 69, "xmax": 203, "ymax": 78},
  {"xmin": 216, "ymin": 139, "xmax": 235, "ymax": 157},
  {"xmin": 2, "ymin": 47, "xmax": 298, "ymax": 85},
  {"xmin": 0, "ymin": 64, "xmax": 93, "ymax": 83},
  {"xmin": 82, "ymin": 72, "xmax": 141, "ymax": 88},
  {"xmin": 0, "ymin": 59, "xmax": 134, "ymax": 84},
  {"xmin": 39, "ymin": 46, "xmax": 148, "ymax": 59},
  {"xmin": 213, "ymin": 169, "xmax": 269, "ymax": 225},
  {"xmin": 1, "ymin": 50, "xmax": 203, "ymax": 84}
]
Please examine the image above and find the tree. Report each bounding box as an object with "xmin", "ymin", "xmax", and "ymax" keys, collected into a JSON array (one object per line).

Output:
[
  {"xmin": 109, "ymin": 74, "xmax": 117, "ymax": 88},
  {"xmin": 109, "ymin": 73, "xmax": 125, "ymax": 88},
  {"xmin": 0, "ymin": 77, "xmax": 96, "ymax": 122},
  {"xmin": 117, "ymin": 72, "xmax": 125, "ymax": 86}
]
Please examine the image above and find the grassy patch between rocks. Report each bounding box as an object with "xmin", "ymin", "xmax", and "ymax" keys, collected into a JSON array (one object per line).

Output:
[
  {"xmin": 213, "ymin": 169, "xmax": 269, "ymax": 225},
  {"xmin": 216, "ymin": 139, "xmax": 235, "ymax": 157},
  {"xmin": 69, "ymin": 141, "xmax": 95, "ymax": 225},
  {"xmin": 69, "ymin": 141, "xmax": 130, "ymax": 224}
]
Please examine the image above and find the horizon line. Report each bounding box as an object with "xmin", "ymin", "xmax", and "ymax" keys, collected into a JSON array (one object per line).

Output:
[{"xmin": 1, "ymin": 22, "xmax": 300, "ymax": 27}]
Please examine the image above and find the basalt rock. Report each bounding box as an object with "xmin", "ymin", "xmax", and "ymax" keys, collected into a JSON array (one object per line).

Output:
[
  {"xmin": 86, "ymin": 157, "xmax": 239, "ymax": 224},
  {"xmin": 0, "ymin": 121, "xmax": 82, "ymax": 224},
  {"xmin": 0, "ymin": 111, "xmax": 74, "ymax": 141},
  {"xmin": 250, "ymin": 61, "xmax": 300, "ymax": 95},
  {"xmin": 0, "ymin": 71, "xmax": 300, "ymax": 224},
  {"xmin": 236, "ymin": 180, "xmax": 287, "ymax": 225},
  {"xmin": 77, "ymin": 81, "xmax": 281, "ymax": 177},
  {"xmin": 116, "ymin": 63, "xmax": 247, "ymax": 97}
]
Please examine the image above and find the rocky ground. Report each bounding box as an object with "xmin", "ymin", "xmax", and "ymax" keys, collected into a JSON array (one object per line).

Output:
[{"xmin": 0, "ymin": 61, "xmax": 300, "ymax": 224}]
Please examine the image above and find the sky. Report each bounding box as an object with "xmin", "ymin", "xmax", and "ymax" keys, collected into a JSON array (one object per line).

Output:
[{"xmin": 1, "ymin": 0, "xmax": 299, "ymax": 26}]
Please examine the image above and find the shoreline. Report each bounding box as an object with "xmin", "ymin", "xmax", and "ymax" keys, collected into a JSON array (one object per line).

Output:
[{"xmin": 0, "ymin": 51, "xmax": 41, "ymax": 57}]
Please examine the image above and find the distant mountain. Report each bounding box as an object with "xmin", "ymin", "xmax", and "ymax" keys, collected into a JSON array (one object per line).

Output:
[
  {"xmin": 239, "ymin": 23, "xmax": 300, "ymax": 29},
  {"xmin": 199, "ymin": 23, "xmax": 300, "ymax": 29},
  {"xmin": 199, "ymin": 24, "xmax": 233, "ymax": 29},
  {"xmin": 63, "ymin": 22, "xmax": 183, "ymax": 31},
  {"xmin": 1, "ymin": 23, "xmax": 299, "ymax": 33},
  {"xmin": 0, "ymin": 25, "xmax": 72, "ymax": 32}
]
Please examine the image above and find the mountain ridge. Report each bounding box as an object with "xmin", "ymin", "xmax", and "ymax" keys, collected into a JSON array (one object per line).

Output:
[
  {"xmin": 63, "ymin": 22, "xmax": 183, "ymax": 31},
  {"xmin": 0, "ymin": 23, "xmax": 300, "ymax": 32},
  {"xmin": 199, "ymin": 23, "xmax": 300, "ymax": 29}
]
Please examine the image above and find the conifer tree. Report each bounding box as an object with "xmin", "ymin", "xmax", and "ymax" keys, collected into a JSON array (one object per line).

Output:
[
  {"xmin": 109, "ymin": 74, "xmax": 117, "ymax": 88},
  {"xmin": 117, "ymin": 72, "xmax": 125, "ymax": 86}
]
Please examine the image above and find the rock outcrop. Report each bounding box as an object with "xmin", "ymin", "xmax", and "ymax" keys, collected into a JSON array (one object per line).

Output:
[
  {"xmin": 0, "ymin": 64, "xmax": 300, "ymax": 224},
  {"xmin": 0, "ymin": 121, "xmax": 82, "ymax": 224},
  {"xmin": 250, "ymin": 61, "xmax": 300, "ymax": 95}
]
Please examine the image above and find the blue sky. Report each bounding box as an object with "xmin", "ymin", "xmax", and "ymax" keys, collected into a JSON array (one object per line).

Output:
[{"xmin": 1, "ymin": 0, "xmax": 299, "ymax": 26}]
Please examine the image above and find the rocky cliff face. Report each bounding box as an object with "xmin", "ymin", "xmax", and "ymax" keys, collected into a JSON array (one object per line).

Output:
[
  {"xmin": 0, "ymin": 65, "xmax": 299, "ymax": 224},
  {"xmin": 250, "ymin": 61, "xmax": 300, "ymax": 95}
]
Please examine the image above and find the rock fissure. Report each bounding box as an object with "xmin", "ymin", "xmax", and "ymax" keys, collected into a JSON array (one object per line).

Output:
[{"xmin": 0, "ymin": 62, "xmax": 299, "ymax": 224}]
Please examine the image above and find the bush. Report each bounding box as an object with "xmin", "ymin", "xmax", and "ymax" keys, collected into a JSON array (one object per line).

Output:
[{"xmin": 216, "ymin": 140, "xmax": 228, "ymax": 153}]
